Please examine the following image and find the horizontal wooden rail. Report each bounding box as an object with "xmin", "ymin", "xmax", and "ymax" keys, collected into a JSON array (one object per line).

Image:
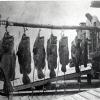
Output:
[
  {"xmin": 0, "ymin": 20, "xmax": 100, "ymax": 30},
  {"xmin": 13, "ymin": 69, "xmax": 91, "ymax": 92}
]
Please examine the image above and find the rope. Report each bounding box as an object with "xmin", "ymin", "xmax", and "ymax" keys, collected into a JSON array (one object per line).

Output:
[
  {"xmin": 78, "ymin": 72, "xmax": 81, "ymax": 92},
  {"xmin": 33, "ymin": 66, "xmax": 35, "ymax": 82},
  {"xmin": 32, "ymin": 65, "xmax": 35, "ymax": 97},
  {"xmin": 38, "ymin": 28, "xmax": 41, "ymax": 37},
  {"xmin": 60, "ymin": 29, "xmax": 64, "ymax": 38},
  {"xmin": 23, "ymin": 27, "xmax": 28, "ymax": 34},
  {"xmin": 5, "ymin": 17, "xmax": 9, "ymax": 33},
  {"xmin": 63, "ymin": 72, "xmax": 66, "ymax": 94},
  {"xmin": 55, "ymin": 59, "xmax": 60, "ymax": 94},
  {"xmin": 42, "ymin": 63, "xmax": 46, "ymax": 94}
]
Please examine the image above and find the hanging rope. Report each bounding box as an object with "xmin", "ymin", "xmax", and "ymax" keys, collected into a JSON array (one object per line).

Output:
[
  {"xmin": 32, "ymin": 65, "xmax": 35, "ymax": 98},
  {"xmin": 5, "ymin": 22, "xmax": 8, "ymax": 33},
  {"xmin": 60, "ymin": 29, "xmax": 64, "ymax": 38},
  {"xmin": 55, "ymin": 59, "xmax": 60, "ymax": 94},
  {"xmin": 23, "ymin": 27, "xmax": 28, "ymax": 34},
  {"xmin": 63, "ymin": 72, "xmax": 66, "ymax": 94},
  {"xmin": 78, "ymin": 73, "xmax": 81, "ymax": 92},
  {"xmin": 33, "ymin": 66, "xmax": 35, "ymax": 82},
  {"xmin": 5, "ymin": 17, "xmax": 9, "ymax": 33},
  {"xmin": 42, "ymin": 62, "xmax": 46, "ymax": 94}
]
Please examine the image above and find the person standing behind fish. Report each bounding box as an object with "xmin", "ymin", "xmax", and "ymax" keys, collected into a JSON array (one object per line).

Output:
[
  {"xmin": 85, "ymin": 13, "xmax": 100, "ymax": 52},
  {"xmin": 85, "ymin": 13, "xmax": 100, "ymax": 84}
]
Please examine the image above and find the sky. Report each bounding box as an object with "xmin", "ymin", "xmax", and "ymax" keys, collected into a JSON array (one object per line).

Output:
[
  {"xmin": 0, "ymin": 0, "xmax": 100, "ymax": 83},
  {"xmin": 0, "ymin": 0, "xmax": 94, "ymax": 51}
]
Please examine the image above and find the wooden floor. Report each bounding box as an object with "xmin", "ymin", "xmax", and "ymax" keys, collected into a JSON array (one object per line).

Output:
[
  {"xmin": 0, "ymin": 80, "xmax": 100, "ymax": 100},
  {"xmin": 1, "ymin": 87, "xmax": 100, "ymax": 100},
  {"xmin": 54, "ymin": 88, "xmax": 100, "ymax": 100},
  {"xmin": 0, "ymin": 64, "xmax": 98, "ymax": 100}
]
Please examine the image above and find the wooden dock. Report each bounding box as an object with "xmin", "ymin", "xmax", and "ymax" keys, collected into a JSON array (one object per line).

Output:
[
  {"xmin": 54, "ymin": 88, "xmax": 100, "ymax": 100},
  {"xmin": 0, "ymin": 65, "xmax": 92, "ymax": 96}
]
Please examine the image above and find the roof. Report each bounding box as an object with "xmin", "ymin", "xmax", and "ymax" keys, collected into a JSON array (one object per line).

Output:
[{"xmin": 91, "ymin": 1, "xmax": 100, "ymax": 8}]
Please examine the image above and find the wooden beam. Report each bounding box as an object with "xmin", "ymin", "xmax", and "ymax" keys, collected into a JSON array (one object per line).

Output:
[
  {"xmin": 13, "ymin": 69, "xmax": 91, "ymax": 92},
  {"xmin": 0, "ymin": 20, "xmax": 100, "ymax": 30}
]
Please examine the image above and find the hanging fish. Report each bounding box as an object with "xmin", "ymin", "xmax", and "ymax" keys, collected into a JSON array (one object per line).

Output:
[
  {"xmin": 1, "ymin": 32, "xmax": 16, "ymax": 93},
  {"xmin": 71, "ymin": 36, "xmax": 82, "ymax": 73},
  {"xmin": 17, "ymin": 33, "xmax": 31, "ymax": 84},
  {"xmin": 0, "ymin": 32, "xmax": 16, "ymax": 81},
  {"xmin": 33, "ymin": 34, "xmax": 45, "ymax": 79},
  {"xmin": 47, "ymin": 34, "xmax": 57, "ymax": 78},
  {"xmin": 59, "ymin": 36, "xmax": 69, "ymax": 73}
]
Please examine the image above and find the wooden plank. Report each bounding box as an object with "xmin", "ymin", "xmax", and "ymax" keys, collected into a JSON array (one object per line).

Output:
[
  {"xmin": 13, "ymin": 69, "xmax": 91, "ymax": 92},
  {"xmin": 8, "ymin": 90, "xmax": 81, "ymax": 96},
  {"xmin": 0, "ymin": 20, "xmax": 100, "ymax": 30},
  {"xmin": 58, "ymin": 96, "xmax": 75, "ymax": 100},
  {"xmin": 74, "ymin": 94, "xmax": 88, "ymax": 100},
  {"xmin": 78, "ymin": 91, "xmax": 99, "ymax": 100},
  {"xmin": 87, "ymin": 90, "xmax": 100, "ymax": 99}
]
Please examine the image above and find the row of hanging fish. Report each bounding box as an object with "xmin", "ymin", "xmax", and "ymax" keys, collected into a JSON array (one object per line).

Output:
[
  {"xmin": 33, "ymin": 33, "xmax": 69, "ymax": 79},
  {"xmin": 18, "ymin": 33, "xmax": 69, "ymax": 81},
  {"xmin": 0, "ymin": 29, "xmax": 88, "ymax": 86},
  {"xmin": 0, "ymin": 31, "xmax": 69, "ymax": 85}
]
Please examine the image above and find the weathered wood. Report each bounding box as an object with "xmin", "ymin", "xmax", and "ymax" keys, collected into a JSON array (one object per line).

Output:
[
  {"xmin": 87, "ymin": 90, "xmax": 100, "ymax": 98},
  {"xmin": 13, "ymin": 69, "xmax": 91, "ymax": 92},
  {"xmin": 0, "ymin": 20, "xmax": 100, "ymax": 30}
]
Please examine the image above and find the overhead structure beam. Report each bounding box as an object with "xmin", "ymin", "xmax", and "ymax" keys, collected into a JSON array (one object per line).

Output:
[{"xmin": 0, "ymin": 20, "xmax": 100, "ymax": 30}]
